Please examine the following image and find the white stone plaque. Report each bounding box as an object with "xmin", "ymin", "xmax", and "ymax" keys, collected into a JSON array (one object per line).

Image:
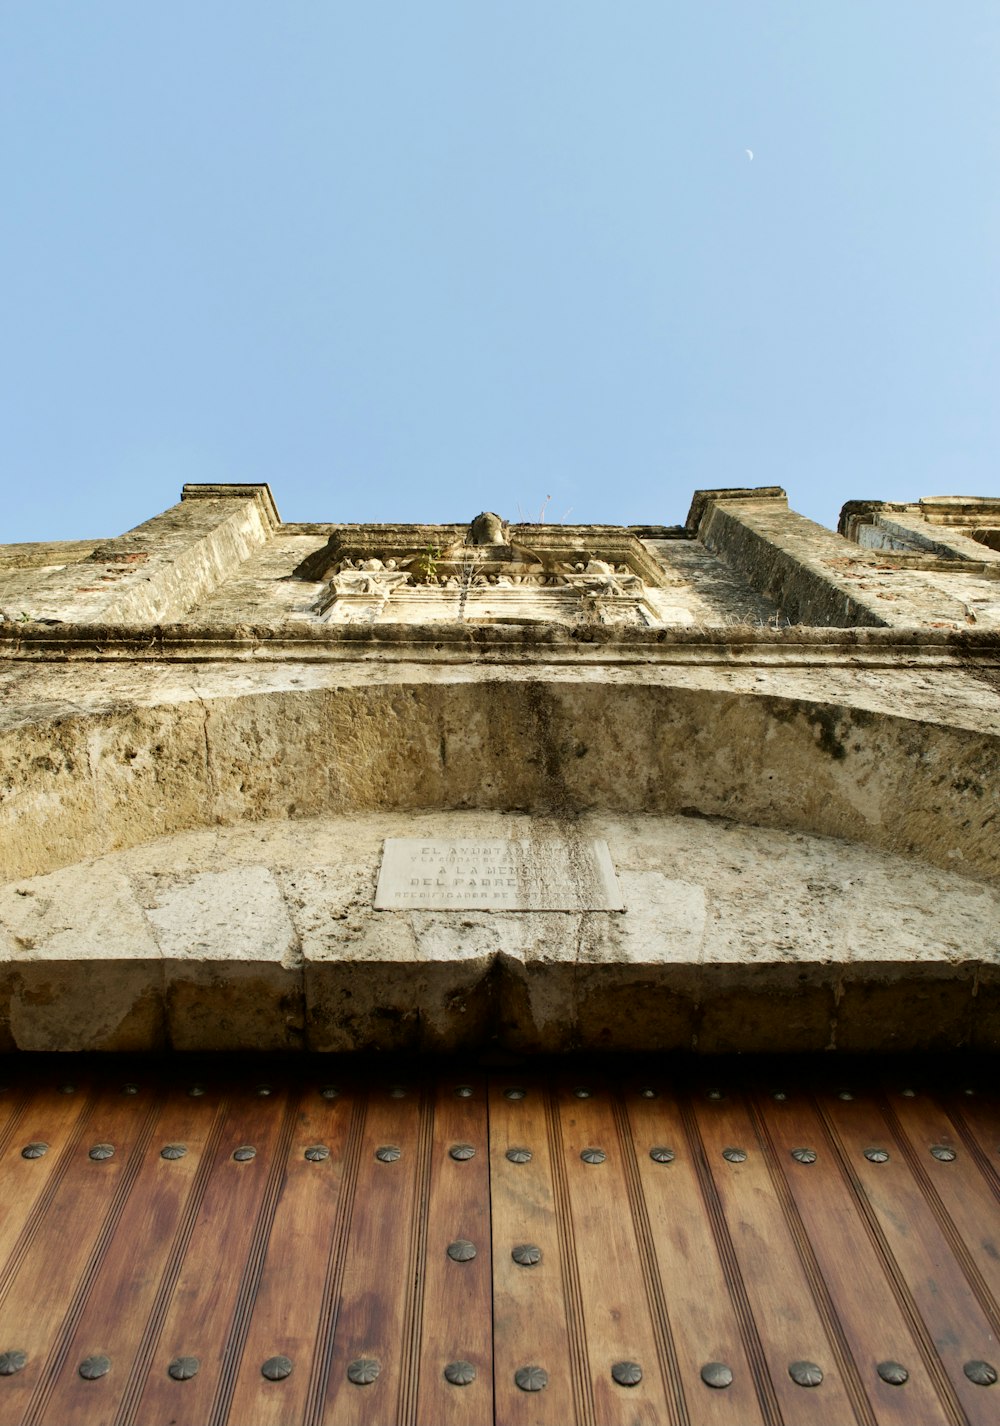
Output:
[{"xmin": 375, "ymin": 838, "xmax": 624, "ymax": 912}]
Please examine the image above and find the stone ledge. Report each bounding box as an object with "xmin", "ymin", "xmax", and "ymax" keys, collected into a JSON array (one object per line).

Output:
[{"xmin": 0, "ymin": 813, "xmax": 995, "ymax": 1054}]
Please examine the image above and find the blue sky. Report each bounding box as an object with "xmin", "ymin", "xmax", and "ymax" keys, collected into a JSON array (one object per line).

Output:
[{"xmin": 2, "ymin": 3, "xmax": 998, "ymax": 542}]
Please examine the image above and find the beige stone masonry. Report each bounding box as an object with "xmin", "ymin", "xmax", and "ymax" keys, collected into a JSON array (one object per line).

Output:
[
  {"xmin": 0, "ymin": 813, "xmax": 995, "ymax": 1054},
  {"xmin": 690, "ymin": 487, "xmax": 994, "ymax": 628},
  {"xmin": 0, "ymin": 484, "xmax": 279, "ymax": 626}
]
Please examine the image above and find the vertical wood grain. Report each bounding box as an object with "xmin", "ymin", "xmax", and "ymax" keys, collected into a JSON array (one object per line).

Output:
[
  {"xmin": 555, "ymin": 1076, "xmax": 672, "ymax": 1426},
  {"xmin": 628, "ymin": 1085, "xmax": 765, "ymax": 1426},
  {"xmin": 415, "ymin": 1076, "xmax": 492, "ymax": 1426},
  {"xmin": 490, "ymin": 1076, "xmax": 576, "ymax": 1426},
  {"xmin": 821, "ymin": 1088, "xmax": 995, "ymax": 1426}
]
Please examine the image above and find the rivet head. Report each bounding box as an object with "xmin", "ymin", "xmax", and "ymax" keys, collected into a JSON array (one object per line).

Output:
[
  {"xmin": 89, "ymin": 1144, "xmax": 114, "ymax": 1162},
  {"xmin": 233, "ymin": 1146, "xmax": 256, "ymax": 1162},
  {"xmin": 305, "ymin": 1145, "xmax": 330, "ymax": 1162},
  {"xmin": 255, "ymin": 1084, "xmax": 273, "ymax": 1098},
  {"xmin": 160, "ymin": 1144, "xmax": 187, "ymax": 1161},
  {"xmin": 187, "ymin": 1085, "xmax": 205, "ymax": 1098},
  {"xmin": 964, "ymin": 1360, "xmax": 997, "ymax": 1387},
  {"xmin": 900, "ymin": 1088, "xmax": 916, "ymax": 1097},
  {"xmin": 650, "ymin": 1146, "xmax": 675, "ymax": 1164},
  {"xmin": 789, "ymin": 1360, "xmax": 823, "ymax": 1388},
  {"xmin": 168, "ymin": 1356, "xmax": 200, "ymax": 1381},
  {"xmin": 122, "ymin": 1083, "xmax": 139, "ymax": 1096},
  {"xmin": 706, "ymin": 1089, "xmax": 724, "ymax": 1101},
  {"xmin": 791, "ymin": 1148, "xmax": 817, "ymax": 1165},
  {"xmin": 864, "ymin": 1148, "xmax": 890, "ymax": 1164},
  {"xmin": 512, "ymin": 1244, "xmax": 541, "ymax": 1267},
  {"xmin": 930, "ymin": 1145, "xmax": 956, "ymax": 1162},
  {"xmin": 722, "ymin": 1147, "xmax": 747, "ymax": 1164},
  {"xmin": 387, "ymin": 1085, "xmax": 407, "ymax": 1099},
  {"xmin": 0, "ymin": 1351, "xmax": 27, "ymax": 1376},
  {"xmin": 515, "ymin": 1365, "xmax": 548, "ymax": 1392},
  {"xmin": 581, "ymin": 1148, "xmax": 606, "ymax": 1165},
  {"xmin": 444, "ymin": 1360, "xmax": 476, "ymax": 1386},
  {"xmin": 455, "ymin": 1085, "xmax": 474, "ymax": 1098},
  {"xmin": 447, "ymin": 1239, "xmax": 477, "ymax": 1262},
  {"xmin": 449, "ymin": 1143, "xmax": 476, "ymax": 1161},
  {"xmin": 877, "ymin": 1360, "xmax": 909, "ymax": 1385},
  {"xmin": 375, "ymin": 1145, "xmax": 401, "ymax": 1163},
  {"xmin": 573, "ymin": 1087, "xmax": 592, "ymax": 1098},
  {"xmin": 611, "ymin": 1361, "xmax": 643, "ymax": 1387},
  {"xmin": 347, "ymin": 1357, "xmax": 380, "ymax": 1386},
  {"xmin": 772, "ymin": 1091, "xmax": 788, "ymax": 1101},
  {"xmin": 838, "ymin": 1090, "xmax": 854, "ymax": 1101},
  {"xmin": 319, "ymin": 1085, "xmax": 339, "ymax": 1100},
  {"xmin": 639, "ymin": 1087, "xmax": 657, "ymax": 1099},
  {"xmin": 79, "ymin": 1354, "xmax": 111, "ymax": 1380},
  {"xmin": 21, "ymin": 1142, "xmax": 48, "ymax": 1160},
  {"xmin": 701, "ymin": 1361, "xmax": 733, "ymax": 1389},
  {"xmin": 506, "ymin": 1147, "xmax": 532, "ymax": 1164},
  {"xmin": 261, "ymin": 1355, "xmax": 293, "ymax": 1381},
  {"xmin": 504, "ymin": 1087, "xmax": 526, "ymax": 1100}
]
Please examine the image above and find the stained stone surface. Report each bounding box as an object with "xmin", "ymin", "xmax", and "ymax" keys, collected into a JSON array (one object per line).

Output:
[
  {"xmin": 0, "ymin": 483, "xmax": 997, "ymax": 1055},
  {"xmin": 0, "ymin": 809, "xmax": 997, "ymax": 1053}
]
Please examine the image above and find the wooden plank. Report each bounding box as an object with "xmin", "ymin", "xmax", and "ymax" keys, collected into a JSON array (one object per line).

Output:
[
  {"xmin": 885, "ymin": 1089, "xmax": 1000, "ymax": 1312},
  {"xmin": 822, "ymin": 1088, "xmax": 999, "ymax": 1426},
  {"xmin": 627, "ymin": 1082, "xmax": 766, "ymax": 1426},
  {"xmin": 319, "ymin": 1081, "xmax": 428, "ymax": 1426},
  {"xmin": 224, "ymin": 1078, "xmax": 362, "ymax": 1426},
  {"xmin": 757, "ymin": 1088, "xmax": 956, "ymax": 1426},
  {"xmin": 34, "ymin": 1082, "xmax": 224, "ymax": 1426},
  {"xmin": 0, "ymin": 1079, "xmax": 156, "ymax": 1426},
  {"xmin": 691, "ymin": 1089, "xmax": 860, "ymax": 1425},
  {"xmin": 0, "ymin": 1083, "xmax": 89, "ymax": 1312},
  {"xmin": 415, "ymin": 1076, "xmax": 492, "ymax": 1426},
  {"xmin": 131, "ymin": 1078, "xmax": 294, "ymax": 1426},
  {"xmin": 555, "ymin": 1075, "xmax": 673, "ymax": 1425},
  {"xmin": 490, "ymin": 1074, "xmax": 577, "ymax": 1426}
]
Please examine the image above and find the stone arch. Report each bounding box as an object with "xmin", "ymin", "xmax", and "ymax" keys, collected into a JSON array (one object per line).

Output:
[{"xmin": 2, "ymin": 671, "xmax": 996, "ymax": 884}]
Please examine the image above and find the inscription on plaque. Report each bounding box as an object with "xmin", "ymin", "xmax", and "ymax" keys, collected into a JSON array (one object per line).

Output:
[{"xmin": 374, "ymin": 839, "xmax": 624, "ymax": 912}]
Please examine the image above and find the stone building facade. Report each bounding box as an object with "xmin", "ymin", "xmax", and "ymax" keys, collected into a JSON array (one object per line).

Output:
[{"xmin": 0, "ymin": 484, "xmax": 998, "ymax": 1057}]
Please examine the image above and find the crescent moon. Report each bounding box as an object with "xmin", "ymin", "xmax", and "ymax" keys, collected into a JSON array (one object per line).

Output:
[{"xmin": 745, "ymin": 148, "xmax": 754, "ymax": 161}]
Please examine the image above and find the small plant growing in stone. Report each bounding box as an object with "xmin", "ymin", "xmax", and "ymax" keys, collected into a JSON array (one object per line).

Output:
[{"xmin": 413, "ymin": 545, "xmax": 442, "ymax": 583}]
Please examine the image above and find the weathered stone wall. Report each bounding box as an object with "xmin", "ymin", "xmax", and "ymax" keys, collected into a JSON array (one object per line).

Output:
[
  {"xmin": 1, "ymin": 812, "xmax": 995, "ymax": 1055},
  {"xmin": 0, "ymin": 483, "xmax": 997, "ymax": 1054}
]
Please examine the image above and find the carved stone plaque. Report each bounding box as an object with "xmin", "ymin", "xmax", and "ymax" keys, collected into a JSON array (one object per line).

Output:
[{"xmin": 374, "ymin": 838, "xmax": 624, "ymax": 912}]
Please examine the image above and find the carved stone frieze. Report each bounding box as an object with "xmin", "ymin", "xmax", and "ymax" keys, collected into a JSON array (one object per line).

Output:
[{"xmin": 294, "ymin": 517, "xmax": 665, "ymax": 626}]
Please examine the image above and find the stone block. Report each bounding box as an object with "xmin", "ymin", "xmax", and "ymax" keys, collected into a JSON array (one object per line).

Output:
[
  {"xmin": 0, "ymin": 863, "xmax": 164, "ymax": 1051},
  {"xmin": 834, "ymin": 968, "xmax": 974, "ymax": 1052},
  {"xmin": 145, "ymin": 866, "xmax": 303, "ymax": 1051}
]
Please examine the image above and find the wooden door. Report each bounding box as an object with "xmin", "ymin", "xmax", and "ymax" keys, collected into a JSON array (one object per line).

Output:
[{"xmin": 0, "ymin": 1057, "xmax": 995, "ymax": 1425}]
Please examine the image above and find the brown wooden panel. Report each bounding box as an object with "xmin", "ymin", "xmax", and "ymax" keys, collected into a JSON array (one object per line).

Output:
[
  {"xmin": 555, "ymin": 1075, "xmax": 673, "ymax": 1425},
  {"xmin": 210, "ymin": 1079, "xmax": 362, "ymax": 1426},
  {"xmin": 490, "ymin": 1075, "xmax": 577, "ymax": 1426},
  {"xmin": 758, "ymin": 1089, "xmax": 956, "ymax": 1426},
  {"xmin": 626, "ymin": 1082, "xmax": 766, "ymax": 1426},
  {"xmin": 36, "ymin": 1082, "xmax": 224, "ymax": 1426},
  {"xmin": 415, "ymin": 1076, "xmax": 492, "ymax": 1425},
  {"xmin": 0, "ymin": 1079, "xmax": 156, "ymax": 1426},
  {"xmin": 0, "ymin": 1057, "xmax": 995, "ymax": 1426},
  {"xmin": 886, "ymin": 1089, "xmax": 1000, "ymax": 1314},
  {"xmin": 319, "ymin": 1081, "xmax": 428, "ymax": 1426},
  {"xmin": 821, "ymin": 1087, "xmax": 998, "ymax": 1426},
  {"xmin": 131, "ymin": 1078, "xmax": 295, "ymax": 1426},
  {"xmin": 691, "ymin": 1089, "xmax": 861, "ymax": 1425}
]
